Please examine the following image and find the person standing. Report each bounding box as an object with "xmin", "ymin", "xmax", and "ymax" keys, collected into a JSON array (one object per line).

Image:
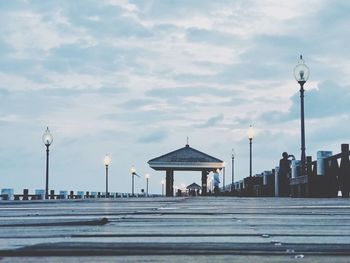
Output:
[{"xmin": 279, "ymin": 152, "xmax": 292, "ymax": 197}]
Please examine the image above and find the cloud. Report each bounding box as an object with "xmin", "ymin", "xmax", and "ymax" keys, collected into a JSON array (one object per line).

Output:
[
  {"xmin": 305, "ymin": 81, "xmax": 350, "ymax": 118},
  {"xmin": 104, "ymin": 109, "xmax": 181, "ymax": 127},
  {"xmin": 145, "ymin": 86, "xmax": 232, "ymax": 99},
  {"xmin": 196, "ymin": 113, "xmax": 224, "ymax": 128},
  {"xmin": 260, "ymin": 81, "xmax": 350, "ymax": 123},
  {"xmin": 0, "ymin": 10, "xmax": 94, "ymax": 57},
  {"xmin": 1, "ymin": 0, "xmax": 350, "ymax": 193},
  {"xmin": 98, "ymin": 86, "xmax": 129, "ymax": 94},
  {"xmin": 137, "ymin": 130, "xmax": 168, "ymax": 143},
  {"xmin": 38, "ymin": 86, "xmax": 128, "ymax": 97},
  {"xmin": 120, "ymin": 98, "xmax": 160, "ymax": 110},
  {"xmin": 185, "ymin": 27, "xmax": 240, "ymax": 46}
]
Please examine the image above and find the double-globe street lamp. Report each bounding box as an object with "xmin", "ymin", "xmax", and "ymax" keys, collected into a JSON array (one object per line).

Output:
[
  {"xmin": 247, "ymin": 125, "xmax": 255, "ymax": 177},
  {"xmin": 42, "ymin": 127, "xmax": 53, "ymax": 199},
  {"xmin": 294, "ymin": 55, "xmax": 310, "ymax": 176},
  {"xmin": 103, "ymin": 155, "xmax": 112, "ymax": 197}
]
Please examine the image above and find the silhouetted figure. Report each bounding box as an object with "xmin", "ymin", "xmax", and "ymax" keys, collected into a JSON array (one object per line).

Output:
[
  {"xmin": 279, "ymin": 152, "xmax": 291, "ymax": 197},
  {"xmin": 177, "ymin": 189, "xmax": 182, "ymax": 197},
  {"xmin": 213, "ymin": 172, "xmax": 220, "ymax": 196}
]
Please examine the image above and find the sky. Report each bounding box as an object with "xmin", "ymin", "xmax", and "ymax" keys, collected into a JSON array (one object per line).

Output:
[{"xmin": 1, "ymin": 0, "xmax": 350, "ymax": 195}]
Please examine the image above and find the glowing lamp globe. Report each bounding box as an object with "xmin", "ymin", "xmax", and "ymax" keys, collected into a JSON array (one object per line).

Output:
[
  {"xmin": 294, "ymin": 55, "xmax": 309, "ymax": 83},
  {"xmin": 247, "ymin": 125, "xmax": 255, "ymax": 140},
  {"xmin": 103, "ymin": 155, "xmax": 111, "ymax": 166},
  {"xmin": 42, "ymin": 127, "xmax": 53, "ymax": 146}
]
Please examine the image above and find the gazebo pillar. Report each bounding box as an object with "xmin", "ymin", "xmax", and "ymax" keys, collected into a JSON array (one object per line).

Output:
[
  {"xmin": 166, "ymin": 169, "xmax": 174, "ymax": 197},
  {"xmin": 201, "ymin": 170, "xmax": 209, "ymax": 196}
]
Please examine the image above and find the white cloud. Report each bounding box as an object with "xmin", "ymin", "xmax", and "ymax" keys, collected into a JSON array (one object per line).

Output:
[
  {"xmin": 105, "ymin": 0, "xmax": 139, "ymax": 13},
  {"xmin": 1, "ymin": 10, "xmax": 96, "ymax": 58}
]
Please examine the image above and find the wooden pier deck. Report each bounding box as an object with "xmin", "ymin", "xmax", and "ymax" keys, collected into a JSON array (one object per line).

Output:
[{"xmin": 0, "ymin": 197, "xmax": 350, "ymax": 262}]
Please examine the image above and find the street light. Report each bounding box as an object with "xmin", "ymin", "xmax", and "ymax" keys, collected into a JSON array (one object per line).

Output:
[
  {"xmin": 103, "ymin": 155, "xmax": 111, "ymax": 198},
  {"xmin": 42, "ymin": 127, "xmax": 53, "ymax": 199},
  {"xmin": 161, "ymin": 179, "xmax": 165, "ymax": 196},
  {"xmin": 231, "ymin": 148, "xmax": 235, "ymax": 192},
  {"xmin": 247, "ymin": 125, "xmax": 255, "ymax": 177},
  {"xmin": 130, "ymin": 166, "xmax": 136, "ymax": 196},
  {"xmin": 145, "ymin": 173, "xmax": 150, "ymax": 197},
  {"xmin": 294, "ymin": 55, "xmax": 309, "ymax": 176}
]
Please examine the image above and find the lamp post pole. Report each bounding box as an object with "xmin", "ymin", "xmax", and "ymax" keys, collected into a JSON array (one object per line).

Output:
[
  {"xmin": 300, "ymin": 80, "xmax": 306, "ymax": 175},
  {"xmin": 294, "ymin": 55, "xmax": 309, "ymax": 176},
  {"xmin": 248, "ymin": 125, "xmax": 255, "ymax": 177},
  {"xmin": 231, "ymin": 149, "xmax": 235, "ymax": 191},
  {"xmin": 103, "ymin": 155, "xmax": 111, "ymax": 198},
  {"xmin": 131, "ymin": 166, "xmax": 136, "ymax": 197},
  {"xmin": 249, "ymin": 138, "xmax": 252, "ymax": 177},
  {"xmin": 42, "ymin": 127, "xmax": 53, "ymax": 200},
  {"xmin": 105, "ymin": 164, "xmax": 108, "ymax": 197},
  {"xmin": 146, "ymin": 174, "xmax": 150, "ymax": 197},
  {"xmin": 45, "ymin": 145, "xmax": 49, "ymax": 199}
]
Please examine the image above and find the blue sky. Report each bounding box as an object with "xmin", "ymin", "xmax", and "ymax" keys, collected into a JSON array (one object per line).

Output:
[{"xmin": 1, "ymin": 0, "xmax": 350, "ymax": 194}]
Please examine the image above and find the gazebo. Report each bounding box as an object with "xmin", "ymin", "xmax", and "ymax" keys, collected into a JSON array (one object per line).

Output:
[
  {"xmin": 186, "ymin": 182, "xmax": 201, "ymax": 196},
  {"xmin": 148, "ymin": 143, "xmax": 224, "ymax": 196}
]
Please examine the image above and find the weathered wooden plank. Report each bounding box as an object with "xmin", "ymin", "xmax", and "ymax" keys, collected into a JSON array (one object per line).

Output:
[{"xmin": 1, "ymin": 197, "xmax": 350, "ymax": 260}]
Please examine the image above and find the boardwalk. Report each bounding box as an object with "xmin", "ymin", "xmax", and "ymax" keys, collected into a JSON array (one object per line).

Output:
[{"xmin": 1, "ymin": 197, "xmax": 350, "ymax": 262}]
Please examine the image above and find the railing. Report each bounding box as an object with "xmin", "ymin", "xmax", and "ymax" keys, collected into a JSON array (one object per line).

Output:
[
  {"xmin": 0, "ymin": 189, "xmax": 162, "ymax": 201},
  {"xmin": 290, "ymin": 144, "xmax": 350, "ymax": 197},
  {"xmin": 230, "ymin": 143, "xmax": 350, "ymax": 198}
]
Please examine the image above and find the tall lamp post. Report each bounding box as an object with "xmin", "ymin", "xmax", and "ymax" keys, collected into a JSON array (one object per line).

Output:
[
  {"xmin": 103, "ymin": 155, "xmax": 111, "ymax": 197},
  {"xmin": 42, "ymin": 127, "xmax": 53, "ymax": 199},
  {"xmin": 247, "ymin": 125, "xmax": 255, "ymax": 177},
  {"xmin": 294, "ymin": 55, "xmax": 309, "ymax": 176},
  {"xmin": 145, "ymin": 174, "xmax": 150, "ymax": 197},
  {"xmin": 231, "ymin": 148, "xmax": 235, "ymax": 192},
  {"xmin": 130, "ymin": 166, "xmax": 136, "ymax": 196}
]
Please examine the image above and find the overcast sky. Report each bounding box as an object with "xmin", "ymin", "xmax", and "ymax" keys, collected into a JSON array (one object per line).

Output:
[{"xmin": 1, "ymin": 0, "xmax": 350, "ymax": 194}]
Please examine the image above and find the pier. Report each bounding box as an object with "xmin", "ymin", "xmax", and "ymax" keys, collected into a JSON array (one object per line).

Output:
[{"xmin": 1, "ymin": 197, "xmax": 350, "ymax": 261}]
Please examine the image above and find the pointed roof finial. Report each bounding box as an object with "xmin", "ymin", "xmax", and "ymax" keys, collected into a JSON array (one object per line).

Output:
[{"xmin": 186, "ymin": 136, "xmax": 189, "ymax": 147}]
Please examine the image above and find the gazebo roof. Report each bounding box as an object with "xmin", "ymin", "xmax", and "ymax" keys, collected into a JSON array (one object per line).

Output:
[
  {"xmin": 186, "ymin": 182, "xmax": 201, "ymax": 190},
  {"xmin": 148, "ymin": 144, "xmax": 224, "ymax": 171}
]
